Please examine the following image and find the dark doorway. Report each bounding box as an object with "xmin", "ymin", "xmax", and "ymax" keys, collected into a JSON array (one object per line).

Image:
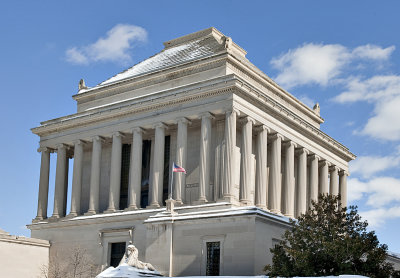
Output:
[
  {"xmin": 141, "ymin": 140, "xmax": 151, "ymax": 208},
  {"xmin": 162, "ymin": 136, "xmax": 170, "ymax": 206},
  {"xmin": 119, "ymin": 144, "xmax": 131, "ymax": 210},
  {"xmin": 110, "ymin": 242, "xmax": 126, "ymax": 268},
  {"xmin": 206, "ymin": 241, "xmax": 220, "ymax": 276}
]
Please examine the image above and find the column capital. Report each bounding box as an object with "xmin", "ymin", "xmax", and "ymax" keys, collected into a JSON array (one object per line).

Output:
[
  {"xmin": 268, "ymin": 133, "xmax": 284, "ymax": 141},
  {"xmin": 282, "ymin": 140, "xmax": 297, "ymax": 148},
  {"xmin": 308, "ymin": 153, "xmax": 320, "ymax": 161},
  {"xmin": 72, "ymin": 139, "xmax": 86, "ymax": 146},
  {"xmin": 132, "ymin": 127, "xmax": 145, "ymax": 134},
  {"xmin": 55, "ymin": 143, "xmax": 68, "ymax": 150},
  {"xmin": 91, "ymin": 135, "xmax": 105, "ymax": 143},
  {"xmin": 199, "ymin": 112, "xmax": 215, "ymax": 120},
  {"xmin": 329, "ymin": 165, "xmax": 340, "ymax": 172},
  {"xmin": 339, "ymin": 169, "xmax": 349, "ymax": 176},
  {"xmin": 225, "ymin": 107, "xmax": 240, "ymax": 116},
  {"xmin": 318, "ymin": 159, "xmax": 329, "ymax": 167},
  {"xmin": 112, "ymin": 131, "xmax": 125, "ymax": 138},
  {"xmin": 37, "ymin": 147, "xmax": 53, "ymax": 153},
  {"xmin": 239, "ymin": 116, "xmax": 255, "ymax": 125},
  {"xmin": 254, "ymin": 125, "xmax": 270, "ymax": 134},
  {"xmin": 295, "ymin": 147, "xmax": 309, "ymax": 155},
  {"xmin": 176, "ymin": 117, "xmax": 191, "ymax": 125},
  {"xmin": 153, "ymin": 122, "xmax": 168, "ymax": 130}
]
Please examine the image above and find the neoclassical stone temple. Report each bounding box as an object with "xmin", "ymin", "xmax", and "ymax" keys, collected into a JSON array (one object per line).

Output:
[{"xmin": 28, "ymin": 28, "xmax": 355, "ymax": 276}]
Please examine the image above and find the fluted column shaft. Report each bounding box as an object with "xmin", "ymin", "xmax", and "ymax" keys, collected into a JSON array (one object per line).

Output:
[
  {"xmin": 283, "ymin": 141, "xmax": 295, "ymax": 217},
  {"xmin": 86, "ymin": 136, "xmax": 103, "ymax": 215},
  {"xmin": 127, "ymin": 128, "xmax": 144, "ymax": 210},
  {"xmin": 240, "ymin": 117, "xmax": 253, "ymax": 204},
  {"xmin": 255, "ymin": 126, "xmax": 268, "ymax": 209},
  {"xmin": 223, "ymin": 109, "xmax": 237, "ymax": 202},
  {"xmin": 296, "ymin": 148, "xmax": 308, "ymax": 217},
  {"xmin": 51, "ymin": 144, "xmax": 69, "ymax": 219},
  {"xmin": 319, "ymin": 161, "xmax": 329, "ymax": 195},
  {"xmin": 309, "ymin": 154, "xmax": 319, "ymax": 208},
  {"xmin": 107, "ymin": 132, "xmax": 124, "ymax": 212},
  {"xmin": 329, "ymin": 166, "xmax": 339, "ymax": 196},
  {"xmin": 150, "ymin": 124, "xmax": 166, "ymax": 207},
  {"xmin": 339, "ymin": 170, "xmax": 348, "ymax": 208},
  {"xmin": 69, "ymin": 140, "xmax": 84, "ymax": 216},
  {"xmin": 175, "ymin": 118, "xmax": 189, "ymax": 204},
  {"xmin": 269, "ymin": 134, "xmax": 282, "ymax": 214},
  {"xmin": 34, "ymin": 147, "xmax": 51, "ymax": 221},
  {"xmin": 199, "ymin": 113, "xmax": 213, "ymax": 202}
]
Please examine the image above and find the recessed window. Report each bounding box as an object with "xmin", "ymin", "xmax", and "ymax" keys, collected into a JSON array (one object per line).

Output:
[
  {"xmin": 110, "ymin": 242, "xmax": 126, "ymax": 268},
  {"xmin": 206, "ymin": 241, "xmax": 220, "ymax": 276}
]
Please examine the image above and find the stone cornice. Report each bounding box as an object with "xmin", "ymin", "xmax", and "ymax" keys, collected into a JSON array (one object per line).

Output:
[{"xmin": 0, "ymin": 234, "xmax": 50, "ymax": 247}]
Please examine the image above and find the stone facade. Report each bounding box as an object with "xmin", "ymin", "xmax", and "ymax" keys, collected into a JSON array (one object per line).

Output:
[{"xmin": 28, "ymin": 28, "xmax": 356, "ymax": 276}]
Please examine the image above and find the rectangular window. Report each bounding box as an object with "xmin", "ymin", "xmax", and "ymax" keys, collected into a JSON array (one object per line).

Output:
[
  {"xmin": 206, "ymin": 241, "xmax": 220, "ymax": 276},
  {"xmin": 141, "ymin": 140, "xmax": 151, "ymax": 208},
  {"xmin": 110, "ymin": 242, "xmax": 126, "ymax": 268},
  {"xmin": 119, "ymin": 144, "xmax": 131, "ymax": 210}
]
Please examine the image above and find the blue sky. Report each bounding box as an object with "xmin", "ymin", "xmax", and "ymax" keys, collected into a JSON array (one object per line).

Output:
[{"xmin": 1, "ymin": 1, "xmax": 400, "ymax": 253}]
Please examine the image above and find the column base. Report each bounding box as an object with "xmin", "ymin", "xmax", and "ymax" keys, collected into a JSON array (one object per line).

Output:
[
  {"xmin": 65, "ymin": 212, "xmax": 78, "ymax": 219},
  {"xmin": 84, "ymin": 210, "xmax": 98, "ymax": 216},
  {"xmin": 174, "ymin": 199, "xmax": 183, "ymax": 206},
  {"xmin": 48, "ymin": 215, "xmax": 61, "ymax": 222},
  {"xmin": 124, "ymin": 205, "xmax": 138, "ymax": 211},
  {"xmin": 146, "ymin": 203, "xmax": 160, "ymax": 209},
  {"xmin": 32, "ymin": 216, "xmax": 47, "ymax": 223},
  {"xmin": 222, "ymin": 195, "xmax": 236, "ymax": 203},
  {"xmin": 193, "ymin": 199, "xmax": 208, "ymax": 205},
  {"xmin": 270, "ymin": 209, "xmax": 283, "ymax": 215},
  {"xmin": 239, "ymin": 199, "xmax": 253, "ymax": 206},
  {"xmin": 103, "ymin": 208, "xmax": 117, "ymax": 214},
  {"xmin": 255, "ymin": 205, "xmax": 269, "ymax": 211}
]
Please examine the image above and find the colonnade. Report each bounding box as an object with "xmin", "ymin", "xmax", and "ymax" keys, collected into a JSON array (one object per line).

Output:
[{"xmin": 33, "ymin": 109, "xmax": 348, "ymax": 222}]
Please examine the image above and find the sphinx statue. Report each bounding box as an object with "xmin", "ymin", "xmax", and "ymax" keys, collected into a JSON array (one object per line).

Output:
[{"xmin": 119, "ymin": 243, "xmax": 155, "ymax": 271}]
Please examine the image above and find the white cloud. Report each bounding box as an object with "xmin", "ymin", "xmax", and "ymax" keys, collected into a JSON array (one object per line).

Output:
[
  {"xmin": 348, "ymin": 177, "xmax": 400, "ymax": 207},
  {"xmin": 270, "ymin": 43, "xmax": 395, "ymax": 90},
  {"xmin": 66, "ymin": 24, "xmax": 147, "ymax": 65},
  {"xmin": 352, "ymin": 44, "xmax": 395, "ymax": 61},
  {"xmin": 350, "ymin": 155, "xmax": 400, "ymax": 178},
  {"xmin": 334, "ymin": 75, "xmax": 400, "ymax": 141},
  {"xmin": 360, "ymin": 206, "xmax": 400, "ymax": 228},
  {"xmin": 271, "ymin": 43, "xmax": 350, "ymax": 89}
]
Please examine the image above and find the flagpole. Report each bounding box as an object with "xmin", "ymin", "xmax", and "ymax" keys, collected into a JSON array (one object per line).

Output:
[{"xmin": 169, "ymin": 163, "xmax": 174, "ymax": 200}]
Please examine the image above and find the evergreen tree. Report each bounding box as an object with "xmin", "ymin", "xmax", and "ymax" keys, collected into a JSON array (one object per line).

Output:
[{"xmin": 265, "ymin": 194, "xmax": 399, "ymax": 278}]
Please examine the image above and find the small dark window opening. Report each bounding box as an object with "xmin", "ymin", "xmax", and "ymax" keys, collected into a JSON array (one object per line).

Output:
[
  {"xmin": 119, "ymin": 144, "xmax": 131, "ymax": 210},
  {"xmin": 110, "ymin": 242, "xmax": 126, "ymax": 268},
  {"xmin": 206, "ymin": 241, "xmax": 220, "ymax": 276},
  {"xmin": 162, "ymin": 136, "xmax": 171, "ymax": 206},
  {"xmin": 141, "ymin": 140, "xmax": 151, "ymax": 208}
]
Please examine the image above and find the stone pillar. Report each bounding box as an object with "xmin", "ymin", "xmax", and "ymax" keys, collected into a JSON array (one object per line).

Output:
[
  {"xmin": 309, "ymin": 154, "xmax": 319, "ymax": 208},
  {"xmin": 149, "ymin": 123, "xmax": 167, "ymax": 208},
  {"xmin": 255, "ymin": 126, "xmax": 268, "ymax": 209},
  {"xmin": 296, "ymin": 148, "xmax": 308, "ymax": 217},
  {"xmin": 239, "ymin": 116, "xmax": 254, "ymax": 205},
  {"xmin": 319, "ymin": 160, "xmax": 329, "ymax": 195},
  {"xmin": 106, "ymin": 132, "xmax": 124, "ymax": 213},
  {"xmin": 86, "ymin": 136, "xmax": 103, "ymax": 215},
  {"xmin": 339, "ymin": 170, "xmax": 348, "ymax": 208},
  {"xmin": 127, "ymin": 127, "xmax": 144, "ymax": 210},
  {"xmin": 282, "ymin": 141, "xmax": 295, "ymax": 218},
  {"xmin": 329, "ymin": 166, "xmax": 339, "ymax": 196},
  {"xmin": 269, "ymin": 133, "xmax": 283, "ymax": 214},
  {"xmin": 223, "ymin": 109, "xmax": 237, "ymax": 202},
  {"xmin": 51, "ymin": 144, "xmax": 69, "ymax": 219},
  {"xmin": 68, "ymin": 140, "xmax": 84, "ymax": 217},
  {"xmin": 198, "ymin": 113, "xmax": 213, "ymax": 203},
  {"xmin": 175, "ymin": 118, "xmax": 189, "ymax": 204},
  {"xmin": 34, "ymin": 147, "xmax": 51, "ymax": 222}
]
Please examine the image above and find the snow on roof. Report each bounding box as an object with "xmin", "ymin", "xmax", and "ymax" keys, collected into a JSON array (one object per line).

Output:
[{"xmin": 82, "ymin": 34, "xmax": 225, "ymax": 93}]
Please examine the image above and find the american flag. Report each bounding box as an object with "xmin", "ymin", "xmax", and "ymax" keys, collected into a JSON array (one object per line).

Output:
[{"xmin": 173, "ymin": 162, "xmax": 186, "ymax": 173}]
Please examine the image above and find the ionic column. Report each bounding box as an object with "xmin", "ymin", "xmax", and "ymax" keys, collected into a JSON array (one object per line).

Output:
[
  {"xmin": 106, "ymin": 132, "xmax": 124, "ymax": 213},
  {"xmin": 239, "ymin": 116, "xmax": 254, "ymax": 205},
  {"xmin": 68, "ymin": 140, "xmax": 84, "ymax": 217},
  {"xmin": 223, "ymin": 109, "xmax": 237, "ymax": 202},
  {"xmin": 175, "ymin": 118, "xmax": 189, "ymax": 204},
  {"xmin": 255, "ymin": 126, "xmax": 268, "ymax": 209},
  {"xmin": 198, "ymin": 113, "xmax": 214, "ymax": 203},
  {"xmin": 269, "ymin": 133, "xmax": 283, "ymax": 214},
  {"xmin": 339, "ymin": 170, "xmax": 348, "ymax": 208},
  {"xmin": 127, "ymin": 127, "xmax": 144, "ymax": 210},
  {"xmin": 149, "ymin": 123, "xmax": 167, "ymax": 208},
  {"xmin": 51, "ymin": 144, "xmax": 69, "ymax": 219},
  {"xmin": 34, "ymin": 147, "xmax": 51, "ymax": 222},
  {"xmin": 86, "ymin": 136, "xmax": 104, "ymax": 215},
  {"xmin": 296, "ymin": 148, "xmax": 308, "ymax": 217},
  {"xmin": 308, "ymin": 154, "xmax": 319, "ymax": 208},
  {"xmin": 282, "ymin": 141, "xmax": 295, "ymax": 218},
  {"xmin": 319, "ymin": 160, "xmax": 329, "ymax": 195},
  {"xmin": 329, "ymin": 166, "xmax": 339, "ymax": 196}
]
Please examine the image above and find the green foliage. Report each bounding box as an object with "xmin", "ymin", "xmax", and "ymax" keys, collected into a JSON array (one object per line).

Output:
[{"xmin": 265, "ymin": 194, "xmax": 398, "ymax": 278}]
